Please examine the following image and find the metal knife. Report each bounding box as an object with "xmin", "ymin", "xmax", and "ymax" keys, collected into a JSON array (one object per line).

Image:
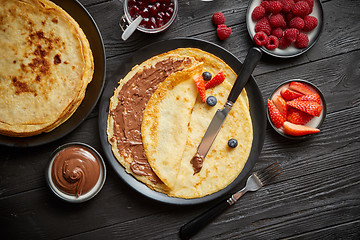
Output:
[{"xmin": 196, "ymin": 47, "xmax": 262, "ymax": 159}]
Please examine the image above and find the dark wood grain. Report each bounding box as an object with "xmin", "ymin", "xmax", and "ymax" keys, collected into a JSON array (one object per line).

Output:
[{"xmin": 1, "ymin": 0, "xmax": 360, "ymax": 239}]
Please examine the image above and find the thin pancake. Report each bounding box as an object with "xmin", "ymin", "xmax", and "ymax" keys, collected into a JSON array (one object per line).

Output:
[
  {"xmin": 142, "ymin": 62, "xmax": 203, "ymax": 189},
  {"xmin": 0, "ymin": 0, "xmax": 94, "ymax": 137}
]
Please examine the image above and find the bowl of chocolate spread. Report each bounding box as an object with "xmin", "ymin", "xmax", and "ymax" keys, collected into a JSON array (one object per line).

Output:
[{"xmin": 46, "ymin": 142, "xmax": 106, "ymax": 203}]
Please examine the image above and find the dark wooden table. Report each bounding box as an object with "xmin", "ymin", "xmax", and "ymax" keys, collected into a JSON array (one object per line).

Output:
[{"xmin": 1, "ymin": 0, "xmax": 360, "ymax": 239}]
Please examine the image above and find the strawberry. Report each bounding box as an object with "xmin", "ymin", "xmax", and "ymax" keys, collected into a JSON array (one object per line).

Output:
[
  {"xmin": 283, "ymin": 121, "xmax": 320, "ymax": 136},
  {"xmin": 267, "ymin": 99, "xmax": 286, "ymax": 128},
  {"xmin": 289, "ymin": 81, "xmax": 314, "ymax": 95},
  {"xmin": 280, "ymin": 87, "xmax": 303, "ymax": 100},
  {"xmin": 205, "ymin": 70, "xmax": 225, "ymax": 89},
  {"xmin": 287, "ymin": 106, "xmax": 313, "ymax": 125},
  {"xmin": 287, "ymin": 100, "xmax": 323, "ymax": 117},
  {"xmin": 293, "ymin": 93, "xmax": 321, "ymax": 104},
  {"xmin": 193, "ymin": 75, "xmax": 206, "ymax": 102},
  {"xmin": 272, "ymin": 95, "xmax": 287, "ymax": 117}
]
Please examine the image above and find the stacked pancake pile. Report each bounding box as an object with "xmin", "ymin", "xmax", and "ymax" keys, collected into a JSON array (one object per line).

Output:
[
  {"xmin": 0, "ymin": 0, "xmax": 94, "ymax": 137},
  {"xmin": 108, "ymin": 48, "xmax": 253, "ymax": 199}
]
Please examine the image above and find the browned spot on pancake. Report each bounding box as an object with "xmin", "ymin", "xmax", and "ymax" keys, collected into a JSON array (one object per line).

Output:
[
  {"xmin": 36, "ymin": 75, "xmax": 41, "ymax": 82},
  {"xmin": 64, "ymin": 61, "xmax": 69, "ymax": 64},
  {"xmin": 28, "ymin": 57, "xmax": 50, "ymax": 75},
  {"xmin": 41, "ymin": 20, "xmax": 46, "ymax": 26},
  {"xmin": 34, "ymin": 45, "xmax": 47, "ymax": 57},
  {"xmin": 54, "ymin": 54, "xmax": 61, "ymax": 64},
  {"xmin": 12, "ymin": 77, "xmax": 34, "ymax": 95},
  {"xmin": 13, "ymin": 60, "xmax": 16, "ymax": 64},
  {"xmin": 52, "ymin": 18, "xmax": 58, "ymax": 24}
]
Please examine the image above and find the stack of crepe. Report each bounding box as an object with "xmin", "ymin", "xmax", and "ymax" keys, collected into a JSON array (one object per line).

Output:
[
  {"xmin": 0, "ymin": 0, "xmax": 94, "ymax": 137},
  {"xmin": 108, "ymin": 48, "xmax": 253, "ymax": 199}
]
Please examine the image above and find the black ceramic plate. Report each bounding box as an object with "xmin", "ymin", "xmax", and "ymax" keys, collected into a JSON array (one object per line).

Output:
[
  {"xmin": 246, "ymin": 0, "xmax": 324, "ymax": 58},
  {"xmin": 98, "ymin": 38, "xmax": 266, "ymax": 205},
  {"xmin": 0, "ymin": 0, "xmax": 106, "ymax": 147}
]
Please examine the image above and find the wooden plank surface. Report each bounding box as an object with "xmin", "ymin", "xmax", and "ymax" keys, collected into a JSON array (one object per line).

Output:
[{"xmin": 1, "ymin": 0, "xmax": 360, "ymax": 239}]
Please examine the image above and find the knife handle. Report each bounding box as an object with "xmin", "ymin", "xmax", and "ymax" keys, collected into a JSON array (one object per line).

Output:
[
  {"xmin": 227, "ymin": 47, "xmax": 262, "ymax": 104},
  {"xmin": 179, "ymin": 200, "xmax": 231, "ymax": 240}
]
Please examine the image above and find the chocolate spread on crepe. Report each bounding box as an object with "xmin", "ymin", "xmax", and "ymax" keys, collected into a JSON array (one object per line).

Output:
[
  {"xmin": 110, "ymin": 58, "xmax": 190, "ymax": 183},
  {"xmin": 108, "ymin": 54, "xmax": 198, "ymax": 191}
]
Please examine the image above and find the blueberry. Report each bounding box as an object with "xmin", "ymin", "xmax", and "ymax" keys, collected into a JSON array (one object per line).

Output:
[
  {"xmin": 206, "ymin": 96, "xmax": 217, "ymax": 106},
  {"xmin": 228, "ymin": 138, "xmax": 238, "ymax": 148},
  {"xmin": 202, "ymin": 71, "xmax": 212, "ymax": 81}
]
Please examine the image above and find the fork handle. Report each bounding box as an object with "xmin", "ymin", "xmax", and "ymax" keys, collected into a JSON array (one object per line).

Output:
[{"xmin": 179, "ymin": 200, "xmax": 230, "ymax": 240}]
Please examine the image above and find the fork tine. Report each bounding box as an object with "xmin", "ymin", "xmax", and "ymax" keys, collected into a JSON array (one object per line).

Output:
[{"xmin": 256, "ymin": 162, "xmax": 282, "ymax": 185}]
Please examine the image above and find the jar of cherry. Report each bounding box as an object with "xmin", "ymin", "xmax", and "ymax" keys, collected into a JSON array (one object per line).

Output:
[{"xmin": 120, "ymin": 0, "xmax": 178, "ymax": 39}]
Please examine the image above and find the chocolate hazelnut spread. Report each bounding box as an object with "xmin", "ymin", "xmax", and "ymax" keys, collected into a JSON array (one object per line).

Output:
[
  {"xmin": 110, "ymin": 57, "xmax": 191, "ymax": 184},
  {"xmin": 52, "ymin": 146, "xmax": 100, "ymax": 197},
  {"xmin": 190, "ymin": 151, "xmax": 204, "ymax": 175}
]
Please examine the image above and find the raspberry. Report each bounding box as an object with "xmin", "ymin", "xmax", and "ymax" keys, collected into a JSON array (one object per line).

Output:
[
  {"xmin": 289, "ymin": 17, "xmax": 305, "ymax": 30},
  {"xmin": 295, "ymin": 32, "xmax": 309, "ymax": 48},
  {"xmin": 280, "ymin": 0, "xmax": 295, "ymax": 13},
  {"xmin": 303, "ymin": 0, "xmax": 314, "ymax": 9},
  {"xmin": 254, "ymin": 31, "xmax": 269, "ymax": 46},
  {"xmin": 252, "ymin": 6, "xmax": 266, "ymax": 21},
  {"xmin": 265, "ymin": 35, "xmax": 279, "ymax": 50},
  {"xmin": 212, "ymin": 12, "xmax": 225, "ymax": 25},
  {"xmin": 278, "ymin": 37, "xmax": 292, "ymax": 49},
  {"xmin": 292, "ymin": 1, "xmax": 311, "ymax": 17},
  {"xmin": 268, "ymin": 1, "xmax": 283, "ymax": 14},
  {"xmin": 303, "ymin": 15, "xmax": 318, "ymax": 31},
  {"xmin": 284, "ymin": 28, "xmax": 299, "ymax": 42},
  {"xmin": 255, "ymin": 17, "xmax": 271, "ymax": 35},
  {"xmin": 216, "ymin": 24, "xmax": 232, "ymax": 40},
  {"xmin": 271, "ymin": 27, "xmax": 283, "ymax": 39},
  {"xmin": 260, "ymin": 1, "xmax": 271, "ymax": 13},
  {"xmin": 270, "ymin": 13, "xmax": 286, "ymax": 28}
]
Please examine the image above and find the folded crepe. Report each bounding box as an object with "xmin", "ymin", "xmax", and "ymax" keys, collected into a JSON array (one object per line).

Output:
[{"xmin": 141, "ymin": 48, "xmax": 253, "ymax": 198}]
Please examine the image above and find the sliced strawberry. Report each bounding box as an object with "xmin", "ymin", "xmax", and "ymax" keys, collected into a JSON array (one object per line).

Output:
[
  {"xmin": 267, "ymin": 99, "xmax": 286, "ymax": 128},
  {"xmin": 287, "ymin": 100, "xmax": 323, "ymax": 117},
  {"xmin": 293, "ymin": 94, "xmax": 321, "ymax": 104},
  {"xmin": 287, "ymin": 106, "xmax": 314, "ymax": 125},
  {"xmin": 289, "ymin": 81, "xmax": 314, "ymax": 95},
  {"xmin": 283, "ymin": 121, "xmax": 320, "ymax": 136},
  {"xmin": 193, "ymin": 75, "xmax": 206, "ymax": 102},
  {"xmin": 205, "ymin": 70, "xmax": 225, "ymax": 89},
  {"xmin": 280, "ymin": 87, "xmax": 303, "ymax": 101},
  {"xmin": 272, "ymin": 95, "xmax": 287, "ymax": 118}
]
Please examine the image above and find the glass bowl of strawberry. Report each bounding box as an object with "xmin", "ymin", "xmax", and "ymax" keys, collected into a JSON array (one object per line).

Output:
[
  {"xmin": 267, "ymin": 79, "xmax": 326, "ymax": 139},
  {"xmin": 122, "ymin": 0, "xmax": 178, "ymax": 34},
  {"xmin": 246, "ymin": 0, "xmax": 324, "ymax": 58}
]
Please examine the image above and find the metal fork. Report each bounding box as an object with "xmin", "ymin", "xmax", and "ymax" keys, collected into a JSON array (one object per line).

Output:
[{"xmin": 179, "ymin": 162, "xmax": 282, "ymax": 240}]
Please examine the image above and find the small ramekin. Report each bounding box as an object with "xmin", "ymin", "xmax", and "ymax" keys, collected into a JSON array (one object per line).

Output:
[{"xmin": 46, "ymin": 142, "xmax": 106, "ymax": 203}]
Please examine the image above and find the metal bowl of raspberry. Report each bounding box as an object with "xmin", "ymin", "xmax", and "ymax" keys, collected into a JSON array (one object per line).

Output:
[
  {"xmin": 246, "ymin": 0, "xmax": 324, "ymax": 58},
  {"xmin": 266, "ymin": 79, "xmax": 327, "ymax": 140},
  {"xmin": 123, "ymin": 0, "xmax": 178, "ymax": 34}
]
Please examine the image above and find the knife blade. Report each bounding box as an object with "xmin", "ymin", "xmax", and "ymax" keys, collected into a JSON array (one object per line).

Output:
[{"xmin": 196, "ymin": 47, "xmax": 262, "ymax": 158}]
